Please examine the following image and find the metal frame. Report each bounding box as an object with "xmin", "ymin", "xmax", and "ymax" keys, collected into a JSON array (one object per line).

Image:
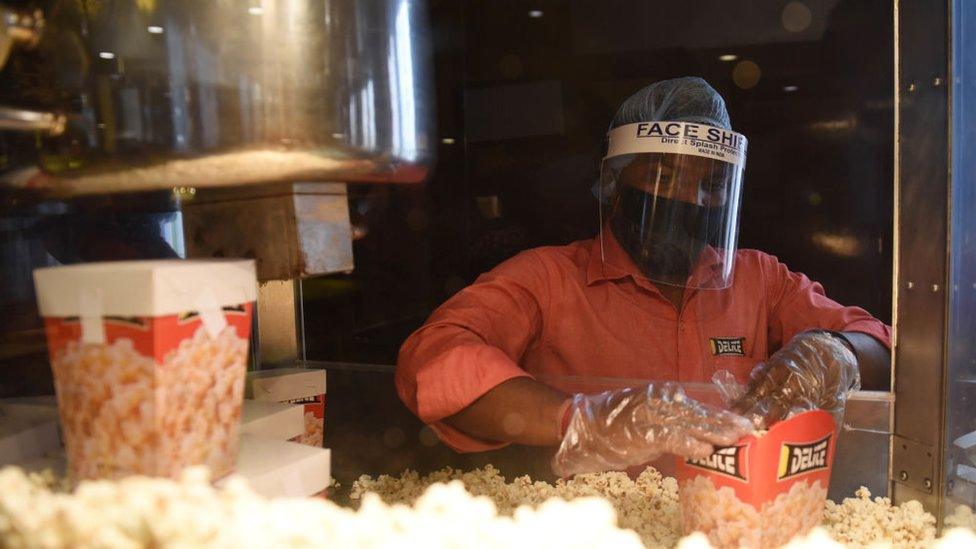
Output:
[
  {"xmin": 891, "ymin": 0, "xmax": 950, "ymax": 513},
  {"xmin": 891, "ymin": 0, "xmax": 976, "ymax": 526}
]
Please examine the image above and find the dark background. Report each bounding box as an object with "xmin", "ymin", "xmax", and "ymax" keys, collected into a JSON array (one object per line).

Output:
[
  {"xmin": 304, "ymin": 0, "xmax": 894, "ymax": 365},
  {"xmin": 0, "ymin": 0, "xmax": 895, "ymax": 489}
]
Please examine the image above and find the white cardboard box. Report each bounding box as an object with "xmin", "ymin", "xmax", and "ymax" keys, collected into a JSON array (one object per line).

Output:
[
  {"xmin": 2, "ymin": 396, "xmax": 326, "ymax": 497},
  {"xmin": 241, "ymin": 400, "xmax": 304, "ymax": 441},
  {"xmin": 12, "ymin": 435, "xmax": 330, "ymax": 499},
  {"xmin": 246, "ymin": 368, "xmax": 326, "ymax": 448},
  {"xmin": 1, "ymin": 396, "xmax": 306, "ymax": 447},
  {"xmin": 216, "ymin": 435, "xmax": 331, "ymax": 498}
]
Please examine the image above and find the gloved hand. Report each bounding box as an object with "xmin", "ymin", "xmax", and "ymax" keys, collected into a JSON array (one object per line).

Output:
[
  {"xmin": 732, "ymin": 330, "xmax": 860, "ymax": 429},
  {"xmin": 551, "ymin": 383, "xmax": 754, "ymax": 478}
]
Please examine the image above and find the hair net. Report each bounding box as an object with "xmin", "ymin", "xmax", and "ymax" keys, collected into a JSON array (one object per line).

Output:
[
  {"xmin": 594, "ymin": 77, "xmax": 732, "ymax": 203},
  {"xmin": 610, "ymin": 76, "xmax": 731, "ymax": 131}
]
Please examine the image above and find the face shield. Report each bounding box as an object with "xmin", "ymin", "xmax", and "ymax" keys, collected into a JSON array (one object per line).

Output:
[{"xmin": 600, "ymin": 122, "xmax": 747, "ymax": 290}]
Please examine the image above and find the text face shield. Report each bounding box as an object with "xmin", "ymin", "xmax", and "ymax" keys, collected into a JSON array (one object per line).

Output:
[{"xmin": 601, "ymin": 122, "xmax": 747, "ymax": 290}]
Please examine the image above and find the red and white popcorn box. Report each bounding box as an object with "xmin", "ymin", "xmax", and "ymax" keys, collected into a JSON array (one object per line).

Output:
[
  {"xmin": 33, "ymin": 260, "xmax": 256, "ymax": 482},
  {"xmin": 676, "ymin": 410, "xmax": 838, "ymax": 549},
  {"xmin": 246, "ymin": 368, "xmax": 326, "ymax": 448}
]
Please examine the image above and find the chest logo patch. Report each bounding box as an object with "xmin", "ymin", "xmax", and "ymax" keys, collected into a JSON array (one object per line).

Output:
[{"xmin": 710, "ymin": 337, "xmax": 745, "ymax": 356}]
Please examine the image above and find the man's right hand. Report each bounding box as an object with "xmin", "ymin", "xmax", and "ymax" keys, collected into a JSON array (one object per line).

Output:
[
  {"xmin": 551, "ymin": 383, "xmax": 754, "ymax": 478},
  {"xmin": 731, "ymin": 330, "xmax": 860, "ymax": 429}
]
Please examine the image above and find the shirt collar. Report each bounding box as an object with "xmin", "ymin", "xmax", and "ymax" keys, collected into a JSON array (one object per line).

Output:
[
  {"xmin": 585, "ymin": 227, "xmax": 642, "ymax": 286},
  {"xmin": 586, "ymin": 226, "xmax": 728, "ymax": 289}
]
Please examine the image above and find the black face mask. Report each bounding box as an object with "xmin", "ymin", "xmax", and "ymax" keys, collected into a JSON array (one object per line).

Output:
[{"xmin": 610, "ymin": 185, "xmax": 723, "ymax": 283}]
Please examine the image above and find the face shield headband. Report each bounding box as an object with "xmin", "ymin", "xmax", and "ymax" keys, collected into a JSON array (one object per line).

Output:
[{"xmin": 599, "ymin": 121, "xmax": 748, "ymax": 290}]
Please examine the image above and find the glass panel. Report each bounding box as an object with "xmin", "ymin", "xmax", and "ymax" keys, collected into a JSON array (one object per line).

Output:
[
  {"xmin": 943, "ymin": 0, "xmax": 976, "ymax": 532},
  {"xmin": 317, "ymin": 362, "xmax": 890, "ymax": 507},
  {"xmin": 309, "ymin": 0, "xmax": 895, "ymax": 380}
]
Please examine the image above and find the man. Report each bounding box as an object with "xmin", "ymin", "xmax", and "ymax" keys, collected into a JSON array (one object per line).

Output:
[{"xmin": 396, "ymin": 77, "xmax": 891, "ymax": 477}]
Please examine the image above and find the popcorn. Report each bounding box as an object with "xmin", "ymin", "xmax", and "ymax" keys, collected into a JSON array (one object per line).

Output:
[
  {"xmin": 823, "ymin": 486, "xmax": 937, "ymax": 547},
  {"xmin": 781, "ymin": 527, "xmax": 845, "ymax": 548},
  {"xmin": 945, "ymin": 505, "xmax": 976, "ymax": 531},
  {"xmin": 0, "ymin": 466, "xmax": 644, "ymax": 549},
  {"xmin": 679, "ymin": 477, "xmax": 827, "ymax": 548},
  {"xmin": 0, "ymin": 463, "xmax": 967, "ymax": 548},
  {"xmin": 302, "ymin": 411, "xmax": 324, "ymax": 447},
  {"xmin": 675, "ymin": 532, "xmax": 714, "ymax": 549},
  {"xmin": 934, "ymin": 528, "xmax": 976, "ymax": 548},
  {"xmin": 51, "ymin": 326, "xmax": 249, "ymax": 481},
  {"xmin": 354, "ymin": 466, "xmax": 961, "ymax": 549},
  {"xmin": 351, "ymin": 465, "xmax": 681, "ymax": 548}
]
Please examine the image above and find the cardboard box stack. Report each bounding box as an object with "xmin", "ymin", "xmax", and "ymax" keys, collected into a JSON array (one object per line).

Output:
[{"xmin": 246, "ymin": 368, "xmax": 327, "ymax": 448}]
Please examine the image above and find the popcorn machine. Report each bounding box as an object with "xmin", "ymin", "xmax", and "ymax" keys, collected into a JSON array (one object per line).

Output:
[
  {"xmin": 0, "ymin": 0, "xmax": 433, "ymax": 490},
  {"xmin": 0, "ymin": 0, "xmax": 434, "ymax": 376}
]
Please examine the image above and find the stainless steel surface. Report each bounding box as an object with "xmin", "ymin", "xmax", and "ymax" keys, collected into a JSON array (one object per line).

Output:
[
  {"xmin": 831, "ymin": 391, "xmax": 894, "ymax": 500},
  {"xmin": 843, "ymin": 390, "xmax": 894, "ymax": 432},
  {"xmin": 181, "ymin": 182, "xmax": 353, "ymax": 281},
  {"xmin": 891, "ymin": 0, "xmax": 951, "ymax": 517},
  {"xmin": 0, "ymin": 0, "xmax": 433, "ymax": 195},
  {"xmin": 0, "ymin": 107, "xmax": 66, "ymax": 136},
  {"xmin": 182, "ymin": 180, "xmax": 350, "ymax": 366},
  {"xmin": 256, "ymin": 280, "xmax": 304, "ymax": 367},
  {"xmin": 893, "ymin": 435, "xmax": 936, "ymax": 495}
]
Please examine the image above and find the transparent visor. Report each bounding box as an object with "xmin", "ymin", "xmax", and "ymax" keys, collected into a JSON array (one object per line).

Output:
[{"xmin": 599, "ymin": 123, "xmax": 747, "ymax": 290}]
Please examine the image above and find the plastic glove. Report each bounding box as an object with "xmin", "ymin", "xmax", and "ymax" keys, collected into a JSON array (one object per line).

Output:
[
  {"xmin": 732, "ymin": 330, "xmax": 860, "ymax": 429},
  {"xmin": 551, "ymin": 383, "xmax": 754, "ymax": 478}
]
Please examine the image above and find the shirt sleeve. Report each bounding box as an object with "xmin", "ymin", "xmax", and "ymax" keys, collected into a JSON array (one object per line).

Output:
[
  {"xmin": 395, "ymin": 249, "xmax": 550, "ymax": 453},
  {"xmin": 761, "ymin": 253, "xmax": 892, "ymax": 351}
]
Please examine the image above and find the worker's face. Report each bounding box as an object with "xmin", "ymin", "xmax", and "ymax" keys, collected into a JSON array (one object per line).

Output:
[{"xmin": 616, "ymin": 154, "xmax": 729, "ymax": 208}]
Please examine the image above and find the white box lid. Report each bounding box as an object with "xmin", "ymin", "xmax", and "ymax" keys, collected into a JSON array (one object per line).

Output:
[
  {"xmin": 241, "ymin": 400, "xmax": 304, "ymax": 441},
  {"xmin": 246, "ymin": 368, "xmax": 327, "ymax": 401},
  {"xmin": 33, "ymin": 259, "xmax": 257, "ymax": 317}
]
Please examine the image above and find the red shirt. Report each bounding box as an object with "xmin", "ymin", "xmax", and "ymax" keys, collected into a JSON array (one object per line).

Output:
[{"xmin": 396, "ymin": 231, "xmax": 891, "ymax": 452}]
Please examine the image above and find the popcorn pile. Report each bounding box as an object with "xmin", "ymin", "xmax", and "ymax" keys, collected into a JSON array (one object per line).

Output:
[
  {"xmin": 0, "ymin": 464, "xmax": 974, "ymax": 548},
  {"xmin": 0, "ymin": 465, "xmax": 643, "ymax": 549},
  {"xmin": 352, "ymin": 464, "xmax": 682, "ymax": 547},
  {"xmin": 354, "ymin": 466, "xmax": 976, "ymax": 549},
  {"xmin": 945, "ymin": 504, "xmax": 976, "ymax": 531},
  {"xmin": 823, "ymin": 486, "xmax": 936, "ymax": 546}
]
